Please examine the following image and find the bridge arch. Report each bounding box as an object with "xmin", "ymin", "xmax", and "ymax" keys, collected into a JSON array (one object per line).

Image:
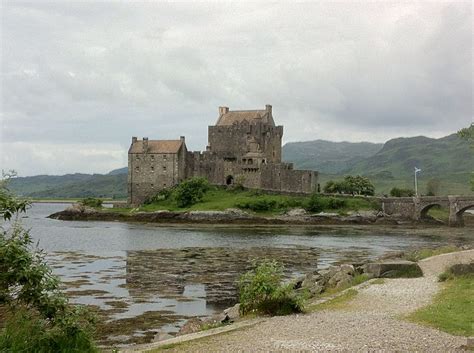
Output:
[
  {"xmin": 455, "ymin": 204, "xmax": 474, "ymax": 224},
  {"xmin": 419, "ymin": 203, "xmax": 445, "ymax": 219}
]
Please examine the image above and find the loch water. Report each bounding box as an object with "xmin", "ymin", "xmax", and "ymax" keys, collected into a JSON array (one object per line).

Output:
[{"xmin": 16, "ymin": 203, "xmax": 472, "ymax": 346}]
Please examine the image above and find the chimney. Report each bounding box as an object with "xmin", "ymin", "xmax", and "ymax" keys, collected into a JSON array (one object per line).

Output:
[
  {"xmin": 219, "ymin": 106, "xmax": 229, "ymax": 116},
  {"xmin": 142, "ymin": 137, "xmax": 148, "ymax": 153},
  {"xmin": 180, "ymin": 136, "xmax": 185, "ymax": 143},
  {"xmin": 132, "ymin": 136, "xmax": 137, "ymax": 144},
  {"xmin": 265, "ymin": 104, "xmax": 272, "ymax": 114}
]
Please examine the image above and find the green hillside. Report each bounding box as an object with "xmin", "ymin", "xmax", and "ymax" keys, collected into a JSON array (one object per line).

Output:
[
  {"xmin": 8, "ymin": 132, "xmax": 473, "ymax": 199},
  {"xmin": 282, "ymin": 140, "xmax": 383, "ymax": 174},
  {"xmin": 9, "ymin": 173, "xmax": 127, "ymax": 199}
]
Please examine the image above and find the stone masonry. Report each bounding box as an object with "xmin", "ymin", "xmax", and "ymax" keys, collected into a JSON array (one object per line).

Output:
[{"xmin": 128, "ymin": 105, "xmax": 318, "ymax": 205}]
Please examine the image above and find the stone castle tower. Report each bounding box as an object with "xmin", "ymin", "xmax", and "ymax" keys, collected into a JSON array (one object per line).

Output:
[{"xmin": 128, "ymin": 105, "xmax": 318, "ymax": 205}]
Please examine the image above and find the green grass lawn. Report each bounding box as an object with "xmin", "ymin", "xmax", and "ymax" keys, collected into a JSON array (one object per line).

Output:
[
  {"xmin": 408, "ymin": 275, "xmax": 473, "ymax": 336},
  {"xmin": 112, "ymin": 188, "xmax": 378, "ymax": 216}
]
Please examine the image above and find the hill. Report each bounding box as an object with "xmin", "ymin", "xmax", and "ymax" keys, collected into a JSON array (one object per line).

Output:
[
  {"xmin": 282, "ymin": 140, "xmax": 383, "ymax": 174},
  {"xmin": 9, "ymin": 173, "xmax": 127, "ymax": 199},
  {"xmin": 8, "ymin": 132, "xmax": 473, "ymax": 198}
]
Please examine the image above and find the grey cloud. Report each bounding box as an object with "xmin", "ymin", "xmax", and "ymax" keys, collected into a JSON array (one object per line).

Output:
[{"xmin": 1, "ymin": 1, "xmax": 472, "ymax": 175}]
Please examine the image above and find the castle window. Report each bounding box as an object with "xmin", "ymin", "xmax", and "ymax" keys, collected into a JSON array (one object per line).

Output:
[
  {"xmin": 136, "ymin": 155, "xmax": 140, "ymax": 160},
  {"xmin": 151, "ymin": 155, "xmax": 155, "ymax": 161},
  {"xmin": 163, "ymin": 166, "xmax": 167, "ymax": 171},
  {"xmin": 163, "ymin": 155, "xmax": 167, "ymax": 161},
  {"xmin": 135, "ymin": 166, "xmax": 139, "ymax": 172},
  {"xmin": 151, "ymin": 183, "xmax": 154, "ymax": 188},
  {"xmin": 151, "ymin": 166, "xmax": 154, "ymax": 172}
]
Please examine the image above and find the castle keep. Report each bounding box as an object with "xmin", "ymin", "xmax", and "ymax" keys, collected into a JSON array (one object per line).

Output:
[{"xmin": 128, "ymin": 105, "xmax": 318, "ymax": 205}]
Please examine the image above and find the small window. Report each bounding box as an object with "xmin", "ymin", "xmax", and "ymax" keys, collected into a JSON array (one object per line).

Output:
[
  {"xmin": 151, "ymin": 183, "xmax": 154, "ymax": 188},
  {"xmin": 136, "ymin": 155, "xmax": 140, "ymax": 160},
  {"xmin": 163, "ymin": 183, "xmax": 167, "ymax": 187},
  {"xmin": 151, "ymin": 166, "xmax": 154, "ymax": 172},
  {"xmin": 163, "ymin": 155, "xmax": 167, "ymax": 161},
  {"xmin": 151, "ymin": 155, "xmax": 155, "ymax": 161},
  {"xmin": 163, "ymin": 166, "xmax": 167, "ymax": 171},
  {"xmin": 135, "ymin": 166, "xmax": 139, "ymax": 172}
]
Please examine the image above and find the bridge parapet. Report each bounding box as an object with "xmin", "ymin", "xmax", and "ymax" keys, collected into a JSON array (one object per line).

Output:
[{"xmin": 381, "ymin": 195, "xmax": 474, "ymax": 227}]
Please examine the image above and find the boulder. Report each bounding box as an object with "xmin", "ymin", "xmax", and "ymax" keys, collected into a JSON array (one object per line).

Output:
[
  {"xmin": 364, "ymin": 260, "xmax": 422, "ymax": 278},
  {"xmin": 449, "ymin": 262, "xmax": 474, "ymax": 276},
  {"xmin": 223, "ymin": 303, "xmax": 240, "ymax": 321},
  {"xmin": 178, "ymin": 318, "xmax": 203, "ymax": 335},
  {"xmin": 285, "ymin": 208, "xmax": 308, "ymax": 217}
]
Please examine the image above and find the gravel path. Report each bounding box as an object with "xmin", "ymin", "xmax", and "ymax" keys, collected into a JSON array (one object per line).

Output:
[{"xmin": 161, "ymin": 251, "xmax": 473, "ymax": 352}]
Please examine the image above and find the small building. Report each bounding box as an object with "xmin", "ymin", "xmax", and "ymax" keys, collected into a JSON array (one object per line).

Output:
[{"xmin": 128, "ymin": 105, "xmax": 318, "ymax": 205}]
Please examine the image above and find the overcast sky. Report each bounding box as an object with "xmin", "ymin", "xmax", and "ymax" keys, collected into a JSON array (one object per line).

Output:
[{"xmin": 1, "ymin": 1, "xmax": 472, "ymax": 176}]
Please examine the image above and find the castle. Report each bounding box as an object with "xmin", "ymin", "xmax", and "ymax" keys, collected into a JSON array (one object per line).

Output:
[{"xmin": 128, "ymin": 105, "xmax": 318, "ymax": 205}]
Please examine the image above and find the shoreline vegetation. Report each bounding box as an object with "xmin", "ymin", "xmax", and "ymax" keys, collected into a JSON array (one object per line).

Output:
[{"xmin": 46, "ymin": 187, "xmax": 471, "ymax": 226}]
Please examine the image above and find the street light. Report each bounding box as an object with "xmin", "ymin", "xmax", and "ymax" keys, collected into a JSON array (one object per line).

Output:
[{"xmin": 414, "ymin": 167, "xmax": 421, "ymax": 197}]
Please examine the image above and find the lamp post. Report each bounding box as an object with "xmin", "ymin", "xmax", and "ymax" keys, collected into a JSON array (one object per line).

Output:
[{"xmin": 414, "ymin": 167, "xmax": 421, "ymax": 197}]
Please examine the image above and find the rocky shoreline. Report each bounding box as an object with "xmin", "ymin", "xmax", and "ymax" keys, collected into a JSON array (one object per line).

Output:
[{"xmin": 48, "ymin": 204, "xmax": 418, "ymax": 226}]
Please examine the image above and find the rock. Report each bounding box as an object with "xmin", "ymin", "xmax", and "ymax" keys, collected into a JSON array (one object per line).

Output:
[
  {"xmin": 223, "ymin": 303, "xmax": 240, "ymax": 321},
  {"xmin": 327, "ymin": 271, "xmax": 353, "ymax": 289},
  {"xmin": 178, "ymin": 318, "xmax": 203, "ymax": 335},
  {"xmin": 449, "ymin": 262, "xmax": 474, "ymax": 276},
  {"xmin": 153, "ymin": 332, "xmax": 174, "ymax": 342},
  {"xmin": 364, "ymin": 260, "xmax": 423, "ymax": 278},
  {"xmin": 285, "ymin": 208, "xmax": 307, "ymax": 217}
]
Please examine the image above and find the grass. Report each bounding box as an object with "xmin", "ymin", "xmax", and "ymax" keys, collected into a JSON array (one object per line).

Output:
[
  {"xmin": 108, "ymin": 188, "xmax": 378, "ymax": 216},
  {"xmin": 307, "ymin": 289, "xmax": 358, "ymax": 312},
  {"xmin": 403, "ymin": 245, "xmax": 460, "ymax": 262},
  {"xmin": 371, "ymin": 278, "xmax": 386, "ymax": 285},
  {"xmin": 407, "ymin": 275, "xmax": 473, "ymax": 336}
]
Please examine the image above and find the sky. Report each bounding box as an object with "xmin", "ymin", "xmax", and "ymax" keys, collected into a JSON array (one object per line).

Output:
[{"xmin": 0, "ymin": 1, "xmax": 472, "ymax": 176}]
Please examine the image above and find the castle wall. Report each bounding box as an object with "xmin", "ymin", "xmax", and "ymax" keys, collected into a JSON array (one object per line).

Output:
[
  {"xmin": 128, "ymin": 147, "xmax": 186, "ymax": 205},
  {"xmin": 208, "ymin": 123, "xmax": 283, "ymax": 163}
]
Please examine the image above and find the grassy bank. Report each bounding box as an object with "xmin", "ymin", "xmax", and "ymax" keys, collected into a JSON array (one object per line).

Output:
[
  {"xmin": 116, "ymin": 188, "xmax": 378, "ymax": 215},
  {"xmin": 408, "ymin": 275, "xmax": 473, "ymax": 336}
]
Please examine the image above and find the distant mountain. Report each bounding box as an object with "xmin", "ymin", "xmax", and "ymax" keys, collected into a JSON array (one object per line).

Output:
[
  {"xmin": 108, "ymin": 167, "xmax": 128, "ymax": 175},
  {"xmin": 9, "ymin": 173, "xmax": 127, "ymax": 199},
  {"xmin": 282, "ymin": 140, "xmax": 383, "ymax": 174},
  {"xmin": 8, "ymin": 132, "xmax": 473, "ymax": 198},
  {"xmin": 347, "ymin": 134, "xmax": 473, "ymax": 179}
]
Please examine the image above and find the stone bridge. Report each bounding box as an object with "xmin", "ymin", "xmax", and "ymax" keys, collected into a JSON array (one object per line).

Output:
[{"xmin": 381, "ymin": 196, "xmax": 474, "ymax": 227}]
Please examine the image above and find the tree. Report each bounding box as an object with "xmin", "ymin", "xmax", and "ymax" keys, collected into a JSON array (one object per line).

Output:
[
  {"xmin": 174, "ymin": 177, "xmax": 210, "ymax": 208},
  {"xmin": 390, "ymin": 187, "xmax": 415, "ymax": 197},
  {"xmin": 0, "ymin": 173, "xmax": 97, "ymax": 352},
  {"xmin": 458, "ymin": 124, "xmax": 474, "ymax": 191},
  {"xmin": 426, "ymin": 178, "xmax": 441, "ymax": 196}
]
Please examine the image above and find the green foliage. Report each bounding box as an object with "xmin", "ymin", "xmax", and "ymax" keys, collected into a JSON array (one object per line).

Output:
[
  {"xmin": 458, "ymin": 124, "xmax": 474, "ymax": 191},
  {"xmin": 238, "ymin": 260, "xmax": 305, "ymax": 316},
  {"xmin": 80, "ymin": 197, "xmax": 103, "ymax": 208},
  {"xmin": 236, "ymin": 198, "xmax": 280, "ymax": 212},
  {"xmin": 389, "ymin": 187, "xmax": 415, "ymax": 197},
  {"xmin": 0, "ymin": 174, "xmax": 97, "ymax": 352},
  {"xmin": 174, "ymin": 177, "xmax": 210, "ymax": 208},
  {"xmin": 323, "ymin": 176, "xmax": 374, "ymax": 196},
  {"xmin": 144, "ymin": 188, "xmax": 173, "ymax": 204},
  {"xmin": 425, "ymin": 178, "xmax": 441, "ymax": 196},
  {"xmin": 304, "ymin": 194, "xmax": 326, "ymax": 212},
  {"xmin": 0, "ymin": 171, "xmax": 29, "ymax": 221}
]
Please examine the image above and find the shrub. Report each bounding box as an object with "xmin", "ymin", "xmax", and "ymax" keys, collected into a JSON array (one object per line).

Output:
[
  {"xmin": 236, "ymin": 198, "xmax": 278, "ymax": 212},
  {"xmin": 174, "ymin": 177, "xmax": 210, "ymax": 208},
  {"xmin": 326, "ymin": 197, "xmax": 346, "ymax": 209},
  {"xmin": 144, "ymin": 188, "xmax": 173, "ymax": 204},
  {"xmin": 238, "ymin": 260, "xmax": 305, "ymax": 316},
  {"xmin": 324, "ymin": 176, "xmax": 375, "ymax": 196},
  {"xmin": 304, "ymin": 194, "xmax": 327, "ymax": 212},
  {"xmin": 390, "ymin": 187, "xmax": 415, "ymax": 197},
  {"xmin": 80, "ymin": 197, "xmax": 103, "ymax": 208}
]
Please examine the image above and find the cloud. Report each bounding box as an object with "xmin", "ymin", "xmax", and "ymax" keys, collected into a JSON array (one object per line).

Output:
[{"xmin": 0, "ymin": 1, "xmax": 472, "ymax": 175}]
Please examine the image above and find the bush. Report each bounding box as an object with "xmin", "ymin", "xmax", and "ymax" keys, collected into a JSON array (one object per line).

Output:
[
  {"xmin": 236, "ymin": 198, "xmax": 278, "ymax": 212},
  {"xmin": 144, "ymin": 188, "xmax": 173, "ymax": 204},
  {"xmin": 326, "ymin": 197, "xmax": 346, "ymax": 209},
  {"xmin": 238, "ymin": 260, "xmax": 305, "ymax": 316},
  {"xmin": 305, "ymin": 194, "xmax": 327, "ymax": 212},
  {"xmin": 390, "ymin": 187, "xmax": 415, "ymax": 197},
  {"xmin": 324, "ymin": 176, "xmax": 375, "ymax": 196},
  {"xmin": 80, "ymin": 197, "xmax": 103, "ymax": 208},
  {"xmin": 174, "ymin": 177, "xmax": 210, "ymax": 208}
]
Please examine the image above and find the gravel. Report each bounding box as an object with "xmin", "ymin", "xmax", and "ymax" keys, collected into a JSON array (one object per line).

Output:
[{"xmin": 162, "ymin": 251, "xmax": 474, "ymax": 352}]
